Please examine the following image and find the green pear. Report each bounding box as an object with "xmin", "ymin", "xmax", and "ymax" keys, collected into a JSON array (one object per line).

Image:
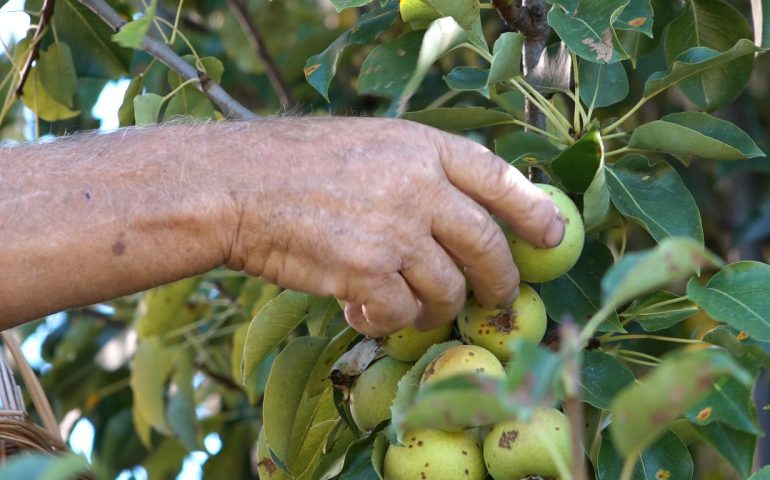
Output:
[
  {"xmin": 349, "ymin": 356, "xmax": 412, "ymax": 432},
  {"xmin": 399, "ymin": 0, "xmax": 441, "ymax": 29},
  {"xmin": 506, "ymin": 184, "xmax": 585, "ymax": 283},
  {"xmin": 484, "ymin": 408, "xmax": 571, "ymax": 480},
  {"xmin": 383, "ymin": 429, "xmax": 486, "ymax": 479},
  {"xmin": 382, "ymin": 323, "xmax": 454, "ymax": 362},
  {"xmin": 457, "ymin": 283, "xmax": 547, "ymax": 362},
  {"xmin": 420, "ymin": 344, "xmax": 505, "ymax": 386}
]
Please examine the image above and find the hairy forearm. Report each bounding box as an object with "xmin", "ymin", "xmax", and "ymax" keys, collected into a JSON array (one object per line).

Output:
[
  {"xmin": 0, "ymin": 117, "xmax": 563, "ymax": 336},
  {"xmin": 0, "ymin": 123, "xmax": 243, "ymax": 328}
]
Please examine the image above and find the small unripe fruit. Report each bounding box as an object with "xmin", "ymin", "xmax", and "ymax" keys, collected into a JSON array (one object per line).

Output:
[
  {"xmin": 421, "ymin": 345, "xmax": 505, "ymax": 386},
  {"xmin": 458, "ymin": 283, "xmax": 546, "ymax": 362},
  {"xmin": 484, "ymin": 408, "xmax": 571, "ymax": 480},
  {"xmin": 382, "ymin": 324, "xmax": 454, "ymax": 362},
  {"xmin": 349, "ymin": 356, "xmax": 412, "ymax": 432},
  {"xmin": 383, "ymin": 429, "xmax": 486, "ymax": 480},
  {"xmin": 399, "ymin": 0, "xmax": 441, "ymax": 29},
  {"xmin": 507, "ymin": 184, "xmax": 584, "ymax": 283}
]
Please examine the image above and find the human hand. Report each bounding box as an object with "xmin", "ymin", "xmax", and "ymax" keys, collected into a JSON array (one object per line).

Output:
[{"xmin": 224, "ymin": 118, "xmax": 564, "ymax": 337}]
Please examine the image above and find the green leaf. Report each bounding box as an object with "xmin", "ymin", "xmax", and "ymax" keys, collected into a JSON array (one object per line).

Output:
[
  {"xmin": 620, "ymin": 0, "xmax": 683, "ymax": 67},
  {"xmin": 606, "ymin": 154, "xmax": 704, "ymax": 244},
  {"xmin": 601, "ymin": 237, "xmax": 722, "ymax": 311},
  {"xmin": 663, "ymin": 0, "xmax": 753, "ymax": 111},
  {"xmin": 754, "ymin": 0, "xmax": 770, "ymax": 48},
  {"xmin": 621, "ymin": 291, "xmax": 698, "ymax": 331},
  {"xmin": 0, "ymin": 453, "xmax": 91, "ymax": 480},
  {"xmin": 687, "ymin": 261, "xmax": 770, "ymax": 342},
  {"xmin": 398, "ymin": 339, "xmax": 562, "ymax": 432},
  {"xmin": 551, "ymin": 130, "xmax": 603, "ymax": 192},
  {"xmin": 134, "ymin": 277, "xmax": 203, "ymax": 338},
  {"xmin": 336, "ymin": 437, "xmax": 382, "ymax": 480},
  {"xmin": 643, "ymin": 38, "xmax": 761, "ymax": 100},
  {"xmin": 305, "ymin": 2, "xmax": 399, "ymax": 100},
  {"xmin": 112, "ymin": 0, "xmax": 157, "ymax": 49},
  {"xmin": 305, "ymin": 295, "xmax": 342, "ymax": 337},
  {"xmin": 628, "ymin": 112, "xmax": 765, "ymax": 161},
  {"xmin": 547, "ymin": 0, "xmax": 629, "ymax": 64},
  {"xmin": 165, "ymin": 56, "xmax": 224, "ymax": 120},
  {"xmin": 487, "ymin": 32, "xmax": 524, "ymax": 84},
  {"xmin": 358, "ymin": 31, "xmax": 424, "ymax": 99},
  {"xmin": 130, "ymin": 338, "xmax": 174, "ymax": 437},
  {"xmin": 426, "ymin": 0, "xmax": 481, "ymax": 30},
  {"xmin": 166, "ymin": 349, "xmax": 201, "ymax": 451},
  {"xmin": 541, "ymin": 239, "xmax": 624, "ymax": 332},
  {"xmin": 305, "ymin": 326, "xmax": 359, "ymax": 397},
  {"xmin": 494, "ymin": 131, "xmax": 561, "ymax": 167},
  {"xmin": 397, "ymin": 374, "xmax": 512, "ymax": 432},
  {"xmin": 393, "ymin": 17, "xmax": 483, "ymax": 115},
  {"xmin": 609, "ymin": 348, "xmax": 749, "ymax": 455},
  {"xmin": 37, "ymin": 43, "xmax": 77, "ymax": 108},
  {"xmin": 262, "ymin": 336, "xmax": 331, "ymax": 474},
  {"xmin": 685, "ymin": 375, "xmax": 760, "ymax": 434},
  {"xmin": 750, "ymin": 466, "xmax": 770, "ymax": 480},
  {"xmin": 133, "ymin": 93, "xmax": 163, "ymax": 125},
  {"xmin": 613, "ymin": 0, "xmax": 653, "ymax": 36},
  {"xmin": 330, "ymin": 0, "xmax": 376, "ymax": 11},
  {"xmin": 693, "ymin": 422, "xmax": 756, "ymax": 478},
  {"xmin": 401, "ymin": 107, "xmax": 512, "ymax": 131},
  {"xmin": 390, "ymin": 340, "xmax": 462, "ymax": 442},
  {"xmin": 581, "ymin": 351, "xmax": 634, "ymax": 410},
  {"xmin": 241, "ymin": 290, "xmax": 310, "ymax": 382},
  {"xmin": 118, "ymin": 75, "xmax": 144, "ymax": 127},
  {"xmin": 20, "ymin": 66, "xmax": 80, "ymax": 122},
  {"xmin": 597, "ymin": 430, "xmax": 693, "ymax": 480},
  {"xmin": 578, "ymin": 60, "xmax": 629, "ymax": 109},
  {"xmin": 444, "ymin": 67, "xmax": 490, "ymax": 97},
  {"xmin": 583, "ymin": 165, "xmax": 613, "ymax": 231},
  {"xmin": 703, "ymin": 325, "xmax": 770, "ymax": 369},
  {"xmin": 49, "ymin": 0, "xmax": 132, "ymax": 78}
]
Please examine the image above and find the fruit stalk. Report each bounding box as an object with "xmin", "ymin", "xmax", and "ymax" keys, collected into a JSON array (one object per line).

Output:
[{"xmin": 560, "ymin": 323, "xmax": 587, "ymax": 480}]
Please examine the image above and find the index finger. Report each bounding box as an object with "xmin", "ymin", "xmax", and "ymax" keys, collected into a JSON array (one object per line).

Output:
[{"xmin": 432, "ymin": 130, "xmax": 565, "ymax": 249}]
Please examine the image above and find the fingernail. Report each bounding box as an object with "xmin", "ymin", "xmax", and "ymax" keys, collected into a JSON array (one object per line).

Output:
[{"xmin": 544, "ymin": 215, "xmax": 566, "ymax": 247}]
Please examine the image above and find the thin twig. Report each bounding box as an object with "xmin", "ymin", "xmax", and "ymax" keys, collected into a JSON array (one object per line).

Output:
[
  {"xmin": 15, "ymin": 0, "xmax": 57, "ymax": 96},
  {"xmin": 78, "ymin": 0, "xmax": 258, "ymax": 120},
  {"xmin": 227, "ymin": 0, "xmax": 294, "ymax": 110},
  {"xmin": 560, "ymin": 323, "xmax": 587, "ymax": 480},
  {"xmin": 492, "ymin": 0, "xmax": 552, "ymax": 182}
]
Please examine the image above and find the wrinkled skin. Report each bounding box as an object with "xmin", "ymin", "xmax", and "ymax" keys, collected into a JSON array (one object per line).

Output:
[{"xmin": 1, "ymin": 118, "xmax": 563, "ymax": 335}]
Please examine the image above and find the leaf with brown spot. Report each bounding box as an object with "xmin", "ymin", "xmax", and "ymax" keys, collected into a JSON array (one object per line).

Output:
[{"xmin": 609, "ymin": 349, "xmax": 750, "ymax": 456}]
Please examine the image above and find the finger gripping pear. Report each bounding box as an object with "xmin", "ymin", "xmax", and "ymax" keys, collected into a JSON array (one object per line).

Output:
[{"xmin": 507, "ymin": 184, "xmax": 584, "ymax": 283}]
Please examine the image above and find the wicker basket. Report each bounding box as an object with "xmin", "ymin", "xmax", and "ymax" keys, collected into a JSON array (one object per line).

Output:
[{"xmin": 0, "ymin": 331, "xmax": 70, "ymax": 464}]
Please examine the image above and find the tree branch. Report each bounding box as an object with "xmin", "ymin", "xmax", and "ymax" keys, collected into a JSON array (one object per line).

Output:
[
  {"xmin": 492, "ymin": 0, "xmax": 551, "ymax": 182},
  {"xmin": 227, "ymin": 0, "xmax": 295, "ymax": 110},
  {"xmin": 78, "ymin": 0, "xmax": 258, "ymax": 120},
  {"xmin": 15, "ymin": 0, "xmax": 57, "ymax": 96}
]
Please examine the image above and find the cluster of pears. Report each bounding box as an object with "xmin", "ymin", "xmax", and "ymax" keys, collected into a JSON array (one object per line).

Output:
[{"xmin": 347, "ymin": 186, "xmax": 583, "ymax": 479}]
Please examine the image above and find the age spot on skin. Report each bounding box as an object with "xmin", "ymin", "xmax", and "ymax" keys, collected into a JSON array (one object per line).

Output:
[{"xmin": 112, "ymin": 232, "xmax": 127, "ymax": 256}]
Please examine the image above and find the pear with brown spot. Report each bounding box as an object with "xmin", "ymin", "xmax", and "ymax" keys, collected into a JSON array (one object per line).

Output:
[
  {"xmin": 350, "ymin": 356, "xmax": 412, "ymax": 432},
  {"xmin": 506, "ymin": 184, "xmax": 585, "ymax": 283},
  {"xmin": 383, "ymin": 429, "xmax": 486, "ymax": 479},
  {"xmin": 420, "ymin": 344, "xmax": 505, "ymax": 387},
  {"xmin": 457, "ymin": 283, "xmax": 546, "ymax": 362},
  {"xmin": 483, "ymin": 407, "xmax": 571, "ymax": 480},
  {"xmin": 382, "ymin": 323, "xmax": 454, "ymax": 362}
]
